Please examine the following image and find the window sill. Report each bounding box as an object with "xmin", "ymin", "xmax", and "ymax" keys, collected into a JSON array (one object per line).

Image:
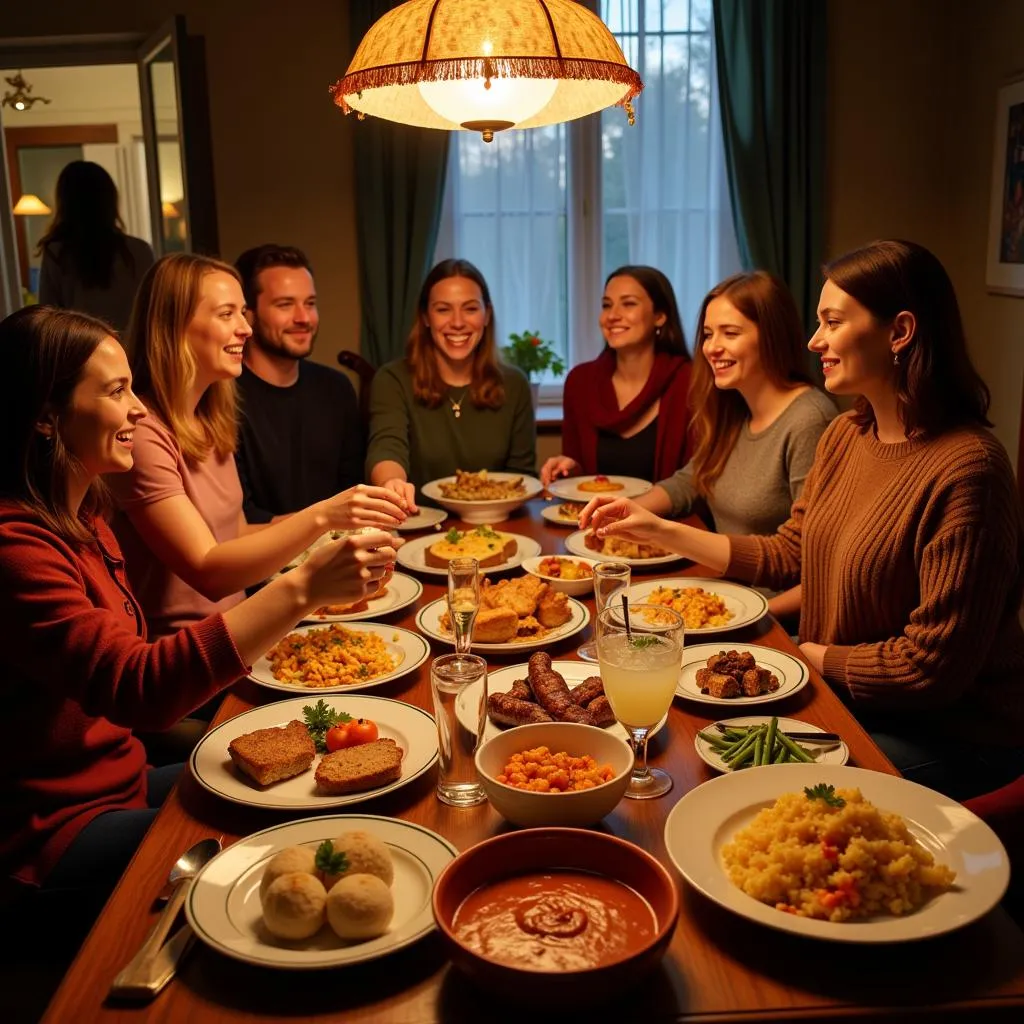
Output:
[{"xmin": 536, "ymin": 402, "xmax": 563, "ymax": 434}]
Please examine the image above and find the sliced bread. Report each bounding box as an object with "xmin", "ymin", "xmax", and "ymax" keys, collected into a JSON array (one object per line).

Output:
[
  {"xmin": 314, "ymin": 738, "xmax": 404, "ymax": 794},
  {"xmin": 228, "ymin": 719, "xmax": 315, "ymax": 786}
]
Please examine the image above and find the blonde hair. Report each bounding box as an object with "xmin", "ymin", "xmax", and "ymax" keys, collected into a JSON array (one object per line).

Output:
[{"xmin": 125, "ymin": 253, "xmax": 241, "ymax": 464}]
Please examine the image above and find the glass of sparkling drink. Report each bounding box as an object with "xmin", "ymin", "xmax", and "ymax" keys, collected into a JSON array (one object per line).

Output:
[
  {"xmin": 446, "ymin": 557, "xmax": 480, "ymax": 660},
  {"xmin": 595, "ymin": 602, "xmax": 683, "ymax": 799},
  {"xmin": 576, "ymin": 561, "xmax": 631, "ymax": 662}
]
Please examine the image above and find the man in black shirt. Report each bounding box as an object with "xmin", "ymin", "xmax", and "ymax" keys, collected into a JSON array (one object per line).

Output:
[{"xmin": 234, "ymin": 244, "xmax": 364, "ymax": 522}]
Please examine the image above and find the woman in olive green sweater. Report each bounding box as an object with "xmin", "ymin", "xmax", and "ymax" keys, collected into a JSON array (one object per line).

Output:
[{"xmin": 367, "ymin": 259, "xmax": 537, "ymax": 508}]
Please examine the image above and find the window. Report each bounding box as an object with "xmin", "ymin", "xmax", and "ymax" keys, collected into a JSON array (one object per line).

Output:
[{"xmin": 434, "ymin": 0, "xmax": 741, "ymax": 390}]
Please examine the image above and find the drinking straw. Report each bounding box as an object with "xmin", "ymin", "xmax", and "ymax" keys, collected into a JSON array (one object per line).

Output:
[{"xmin": 621, "ymin": 594, "xmax": 632, "ymax": 640}]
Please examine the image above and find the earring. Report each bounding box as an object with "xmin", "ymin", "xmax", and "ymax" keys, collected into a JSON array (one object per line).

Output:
[
  {"xmin": 893, "ymin": 351, "xmax": 900, "ymax": 367},
  {"xmin": 655, "ymin": 325, "xmax": 663, "ymax": 339}
]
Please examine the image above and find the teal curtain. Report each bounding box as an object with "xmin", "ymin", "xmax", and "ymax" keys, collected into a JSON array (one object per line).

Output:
[
  {"xmin": 348, "ymin": 1, "xmax": 450, "ymax": 367},
  {"xmin": 713, "ymin": 0, "xmax": 826, "ymax": 334}
]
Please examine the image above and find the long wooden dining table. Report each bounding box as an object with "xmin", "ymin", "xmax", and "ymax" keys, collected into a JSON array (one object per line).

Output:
[{"xmin": 43, "ymin": 500, "xmax": 1024, "ymax": 1022}]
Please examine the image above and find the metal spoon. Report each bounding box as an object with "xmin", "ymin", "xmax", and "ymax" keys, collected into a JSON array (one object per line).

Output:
[{"xmin": 110, "ymin": 837, "xmax": 221, "ymax": 999}]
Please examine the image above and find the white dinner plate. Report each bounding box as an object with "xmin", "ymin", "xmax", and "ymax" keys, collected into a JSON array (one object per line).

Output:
[
  {"xmin": 420, "ymin": 473, "xmax": 543, "ymax": 525},
  {"xmin": 395, "ymin": 507, "xmax": 448, "ymax": 532},
  {"xmin": 540, "ymin": 503, "xmax": 584, "ymax": 528},
  {"xmin": 249, "ymin": 622, "xmax": 429, "ymax": 695},
  {"xmin": 395, "ymin": 530, "xmax": 541, "ymax": 577},
  {"xmin": 189, "ymin": 695, "xmax": 438, "ymax": 810},
  {"xmin": 301, "ymin": 572, "xmax": 423, "ymax": 623},
  {"xmin": 456, "ymin": 660, "xmax": 667, "ymax": 745},
  {"xmin": 547, "ymin": 475, "xmax": 652, "ymax": 501},
  {"xmin": 186, "ymin": 814, "xmax": 458, "ymax": 969},
  {"xmin": 625, "ymin": 577, "xmax": 769, "ymax": 634},
  {"xmin": 694, "ymin": 715, "xmax": 849, "ymax": 773},
  {"xmin": 415, "ymin": 596, "xmax": 589, "ymax": 653},
  {"xmin": 663, "ymin": 763, "xmax": 1010, "ymax": 943},
  {"xmin": 564, "ymin": 529, "xmax": 685, "ymax": 569},
  {"xmin": 675, "ymin": 642, "xmax": 809, "ymax": 707}
]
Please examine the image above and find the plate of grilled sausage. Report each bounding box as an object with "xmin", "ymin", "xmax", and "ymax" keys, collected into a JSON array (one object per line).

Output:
[
  {"xmin": 456, "ymin": 652, "xmax": 668, "ymax": 745},
  {"xmin": 675, "ymin": 643, "xmax": 809, "ymax": 706}
]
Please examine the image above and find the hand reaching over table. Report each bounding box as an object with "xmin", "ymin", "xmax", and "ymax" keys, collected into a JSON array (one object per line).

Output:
[
  {"xmin": 579, "ymin": 495, "xmax": 672, "ymax": 547},
  {"xmin": 382, "ymin": 477, "xmax": 419, "ymax": 514},
  {"xmin": 319, "ymin": 484, "xmax": 410, "ymax": 530}
]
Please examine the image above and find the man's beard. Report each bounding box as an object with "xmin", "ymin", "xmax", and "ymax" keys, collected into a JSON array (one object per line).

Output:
[{"xmin": 252, "ymin": 328, "xmax": 315, "ymax": 361}]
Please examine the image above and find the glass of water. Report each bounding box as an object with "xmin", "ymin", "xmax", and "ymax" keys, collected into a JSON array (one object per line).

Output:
[
  {"xmin": 576, "ymin": 560, "xmax": 631, "ymax": 662},
  {"xmin": 430, "ymin": 653, "xmax": 488, "ymax": 806}
]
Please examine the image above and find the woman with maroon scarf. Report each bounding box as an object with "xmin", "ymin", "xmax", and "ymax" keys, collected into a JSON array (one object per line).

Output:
[{"xmin": 541, "ymin": 266, "xmax": 692, "ymax": 487}]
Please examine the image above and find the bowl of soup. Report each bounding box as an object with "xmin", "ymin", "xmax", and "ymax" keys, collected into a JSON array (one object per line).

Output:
[{"xmin": 432, "ymin": 828, "xmax": 679, "ymax": 1004}]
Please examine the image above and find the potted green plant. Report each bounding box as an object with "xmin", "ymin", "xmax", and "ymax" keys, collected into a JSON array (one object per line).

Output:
[{"xmin": 501, "ymin": 331, "xmax": 566, "ymax": 406}]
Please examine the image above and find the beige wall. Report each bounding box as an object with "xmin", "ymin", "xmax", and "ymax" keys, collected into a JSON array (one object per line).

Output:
[
  {"xmin": 826, "ymin": 0, "xmax": 1024, "ymax": 467},
  {"xmin": 1, "ymin": 0, "xmax": 359, "ymax": 370}
]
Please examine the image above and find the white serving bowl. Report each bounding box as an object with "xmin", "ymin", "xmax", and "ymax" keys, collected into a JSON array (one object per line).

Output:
[
  {"xmin": 420, "ymin": 473, "xmax": 543, "ymax": 525},
  {"xmin": 475, "ymin": 722, "xmax": 633, "ymax": 827},
  {"xmin": 520, "ymin": 554, "xmax": 600, "ymax": 596}
]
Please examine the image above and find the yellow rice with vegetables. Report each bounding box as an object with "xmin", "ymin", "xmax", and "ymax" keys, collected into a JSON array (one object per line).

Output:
[
  {"xmin": 721, "ymin": 785, "xmax": 956, "ymax": 922},
  {"xmin": 648, "ymin": 585, "xmax": 733, "ymax": 629},
  {"xmin": 266, "ymin": 624, "xmax": 397, "ymax": 688}
]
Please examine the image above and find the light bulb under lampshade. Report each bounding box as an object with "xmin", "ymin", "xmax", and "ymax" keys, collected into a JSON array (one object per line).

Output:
[
  {"xmin": 418, "ymin": 72, "xmax": 558, "ymax": 133},
  {"xmin": 333, "ymin": 0, "xmax": 642, "ymax": 142},
  {"xmin": 12, "ymin": 193, "xmax": 52, "ymax": 216}
]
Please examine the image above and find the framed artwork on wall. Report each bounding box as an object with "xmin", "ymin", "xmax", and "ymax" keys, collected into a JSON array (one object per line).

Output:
[{"xmin": 986, "ymin": 73, "xmax": 1024, "ymax": 296}]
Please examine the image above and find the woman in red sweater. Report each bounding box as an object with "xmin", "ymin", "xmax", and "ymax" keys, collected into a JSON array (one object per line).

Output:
[
  {"xmin": 0, "ymin": 305, "xmax": 396, "ymax": 900},
  {"xmin": 541, "ymin": 265, "xmax": 693, "ymax": 487},
  {"xmin": 581, "ymin": 240, "xmax": 1024, "ymax": 803}
]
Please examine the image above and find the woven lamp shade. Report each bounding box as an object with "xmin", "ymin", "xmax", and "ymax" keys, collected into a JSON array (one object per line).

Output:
[{"xmin": 333, "ymin": 0, "xmax": 642, "ymax": 139}]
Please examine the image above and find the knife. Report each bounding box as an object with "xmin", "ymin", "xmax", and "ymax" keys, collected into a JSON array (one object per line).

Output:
[
  {"xmin": 109, "ymin": 921, "xmax": 196, "ymax": 1000},
  {"xmin": 714, "ymin": 722, "xmax": 841, "ymax": 742}
]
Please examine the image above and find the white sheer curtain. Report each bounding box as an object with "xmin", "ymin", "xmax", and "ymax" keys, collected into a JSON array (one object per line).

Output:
[{"xmin": 435, "ymin": 0, "xmax": 741, "ymax": 383}]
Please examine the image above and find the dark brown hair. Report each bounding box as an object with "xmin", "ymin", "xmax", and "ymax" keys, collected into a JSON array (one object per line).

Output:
[
  {"xmin": 603, "ymin": 265, "xmax": 690, "ymax": 359},
  {"xmin": 37, "ymin": 160, "xmax": 134, "ymax": 289},
  {"xmin": 689, "ymin": 272, "xmax": 813, "ymax": 497},
  {"xmin": 407, "ymin": 258, "xmax": 504, "ymax": 409},
  {"xmin": 0, "ymin": 305, "xmax": 113, "ymax": 543},
  {"xmin": 825, "ymin": 239, "xmax": 991, "ymax": 435},
  {"xmin": 234, "ymin": 243, "xmax": 314, "ymax": 309}
]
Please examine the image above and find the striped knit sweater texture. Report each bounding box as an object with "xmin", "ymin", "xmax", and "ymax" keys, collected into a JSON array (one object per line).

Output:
[{"xmin": 727, "ymin": 413, "xmax": 1024, "ymax": 742}]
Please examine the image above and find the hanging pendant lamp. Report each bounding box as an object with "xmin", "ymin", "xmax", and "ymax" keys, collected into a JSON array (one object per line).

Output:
[{"xmin": 332, "ymin": 0, "xmax": 642, "ymax": 142}]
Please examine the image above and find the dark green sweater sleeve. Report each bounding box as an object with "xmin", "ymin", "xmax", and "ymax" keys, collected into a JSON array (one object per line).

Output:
[{"xmin": 366, "ymin": 361, "xmax": 412, "ymax": 477}]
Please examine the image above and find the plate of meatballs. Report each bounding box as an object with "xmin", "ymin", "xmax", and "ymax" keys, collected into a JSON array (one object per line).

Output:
[
  {"xmin": 456, "ymin": 652, "xmax": 668, "ymax": 744},
  {"xmin": 675, "ymin": 644, "xmax": 810, "ymax": 706}
]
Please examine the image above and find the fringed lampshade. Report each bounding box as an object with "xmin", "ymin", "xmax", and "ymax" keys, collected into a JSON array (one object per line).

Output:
[{"xmin": 332, "ymin": 0, "xmax": 643, "ymax": 142}]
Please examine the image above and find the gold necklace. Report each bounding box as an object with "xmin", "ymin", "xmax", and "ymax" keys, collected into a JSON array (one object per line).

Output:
[{"xmin": 448, "ymin": 387, "xmax": 469, "ymax": 418}]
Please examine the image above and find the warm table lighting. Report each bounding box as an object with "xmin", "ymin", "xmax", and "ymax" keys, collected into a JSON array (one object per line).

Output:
[
  {"xmin": 332, "ymin": 0, "xmax": 642, "ymax": 142},
  {"xmin": 12, "ymin": 193, "xmax": 52, "ymax": 216}
]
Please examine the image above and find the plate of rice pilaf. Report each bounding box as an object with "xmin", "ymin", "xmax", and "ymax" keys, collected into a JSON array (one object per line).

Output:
[
  {"xmin": 663, "ymin": 763, "xmax": 1009, "ymax": 942},
  {"xmin": 249, "ymin": 622, "xmax": 430, "ymax": 695}
]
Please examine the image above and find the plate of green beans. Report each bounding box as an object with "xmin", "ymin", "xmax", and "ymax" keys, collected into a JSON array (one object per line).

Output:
[{"xmin": 695, "ymin": 716, "xmax": 849, "ymax": 772}]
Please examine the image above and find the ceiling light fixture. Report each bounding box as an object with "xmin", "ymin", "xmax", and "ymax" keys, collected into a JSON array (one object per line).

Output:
[
  {"xmin": 2, "ymin": 71, "xmax": 51, "ymax": 112},
  {"xmin": 12, "ymin": 194, "xmax": 52, "ymax": 216},
  {"xmin": 332, "ymin": 0, "xmax": 642, "ymax": 143}
]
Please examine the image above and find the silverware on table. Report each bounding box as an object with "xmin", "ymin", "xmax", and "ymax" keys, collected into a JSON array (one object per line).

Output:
[{"xmin": 108, "ymin": 837, "xmax": 221, "ymax": 1000}]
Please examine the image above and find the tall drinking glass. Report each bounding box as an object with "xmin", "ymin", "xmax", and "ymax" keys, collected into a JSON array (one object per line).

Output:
[
  {"xmin": 596, "ymin": 602, "xmax": 684, "ymax": 799},
  {"xmin": 576, "ymin": 561, "xmax": 631, "ymax": 662},
  {"xmin": 430, "ymin": 653, "xmax": 488, "ymax": 806},
  {"xmin": 447, "ymin": 557, "xmax": 480, "ymax": 661}
]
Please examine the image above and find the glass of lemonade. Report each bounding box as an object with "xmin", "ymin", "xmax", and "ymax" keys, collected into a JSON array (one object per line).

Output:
[{"xmin": 595, "ymin": 602, "xmax": 683, "ymax": 799}]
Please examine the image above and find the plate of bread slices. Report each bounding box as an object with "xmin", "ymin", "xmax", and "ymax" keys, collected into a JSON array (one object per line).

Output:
[
  {"xmin": 415, "ymin": 575, "xmax": 589, "ymax": 652},
  {"xmin": 190, "ymin": 695, "xmax": 438, "ymax": 810},
  {"xmin": 396, "ymin": 525, "xmax": 541, "ymax": 577}
]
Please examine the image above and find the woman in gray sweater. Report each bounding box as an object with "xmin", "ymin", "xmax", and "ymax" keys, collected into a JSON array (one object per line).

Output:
[{"xmin": 636, "ymin": 271, "xmax": 835, "ymax": 619}]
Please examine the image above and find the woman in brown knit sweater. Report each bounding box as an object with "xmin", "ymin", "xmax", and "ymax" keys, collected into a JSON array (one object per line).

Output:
[{"xmin": 581, "ymin": 239, "xmax": 1024, "ymax": 801}]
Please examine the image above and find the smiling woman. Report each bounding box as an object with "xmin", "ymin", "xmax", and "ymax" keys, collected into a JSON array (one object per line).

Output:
[{"xmin": 366, "ymin": 258, "xmax": 537, "ymax": 508}]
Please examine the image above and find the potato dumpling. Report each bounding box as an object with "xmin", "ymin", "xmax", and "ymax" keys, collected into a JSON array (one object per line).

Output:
[
  {"xmin": 262, "ymin": 872, "xmax": 327, "ymax": 940},
  {"xmin": 326, "ymin": 873, "xmax": 394, "ymax": 940},
  {"xmin": 260, "ymin": 846, "xmax": 318, "ymax": 904},
  {"xmin": 320, "ymin": 830, "xmax": 394, "ymax": 890}
]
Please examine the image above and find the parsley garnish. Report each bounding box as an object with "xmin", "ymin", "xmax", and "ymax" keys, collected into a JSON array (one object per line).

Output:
[
  {"xmin": 628, "ymin": 635, "xmax": 660, "ymax": 650},
  {"xmin": 315, "ymin": 839, "xmax": 349, "ymax": 877},
  {"xmin": 804, "ymin": 783, "xmax": 846, "ymax": 808},
  {"xmin": 445, "ymin": 528, "xmax": 462, "ymax": 544},
  {"xmin": 302, "ymin": 699, "xmax": 352, "ymax": 753}
]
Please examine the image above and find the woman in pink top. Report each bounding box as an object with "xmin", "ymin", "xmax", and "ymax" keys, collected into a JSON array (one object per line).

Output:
[
  {"xmin": 0, "ymin": 305, "xmax": 395, "ymax": 903},
  {"xmin": 109, "ymin": 254, "xmax": 408, "ymax": 638}
]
